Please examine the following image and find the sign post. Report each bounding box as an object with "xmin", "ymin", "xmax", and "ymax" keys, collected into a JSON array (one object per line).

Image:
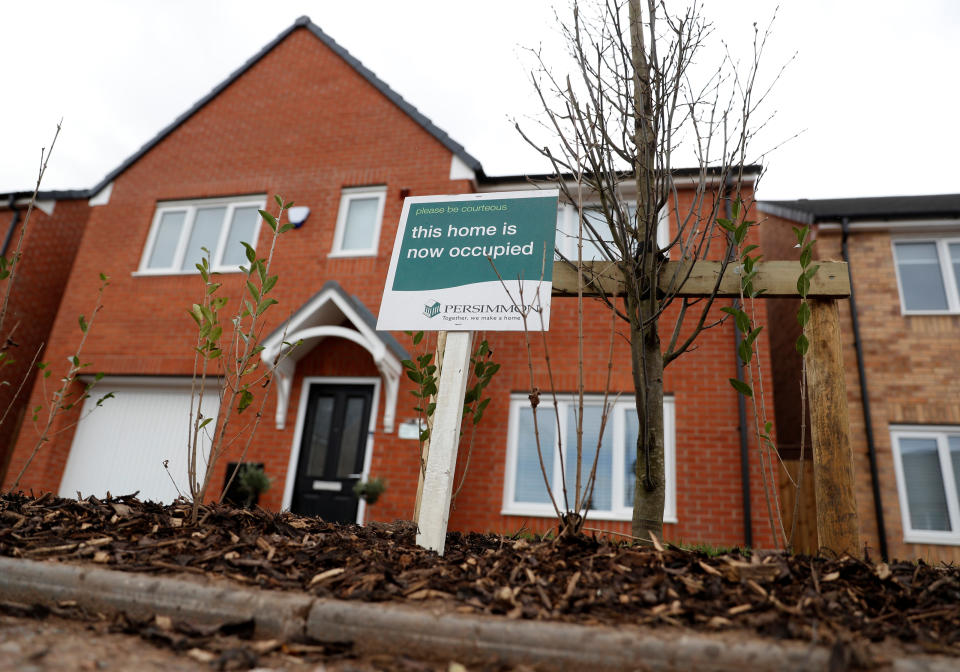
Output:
[
  {"xmin": 377, "ymin": 191, "xmax": 558, "ymax": 555},
  {"xmin": 414, "ymin": 330, "xmax": 472, "ymax": 553}
]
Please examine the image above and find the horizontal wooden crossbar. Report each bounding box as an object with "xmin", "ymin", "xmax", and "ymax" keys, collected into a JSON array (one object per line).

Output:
[{"xmin": 551, "ymin": 260, "xmax": 851, "ymax": 299}]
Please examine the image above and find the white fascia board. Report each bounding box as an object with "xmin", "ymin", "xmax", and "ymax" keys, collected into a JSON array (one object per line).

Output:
[
  {"xmin": 477, "ymin": 172, "xmax": 758, "ymax": 195},
  {"xmin": 818, "ymin": 218, "xmax": 960, "ymax": 233},
  {"xmin": 77, "ymin": 375, "xmax": 222, "ymax": 387},
  {"xmin": 260, "ymin": 286, "xmax": 340, "ymax": 360}
]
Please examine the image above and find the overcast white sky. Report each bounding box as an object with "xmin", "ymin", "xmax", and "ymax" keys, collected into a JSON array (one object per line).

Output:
[{"xmin": 3, "ymin": 1, "xmax": 958, "ymax": 200}]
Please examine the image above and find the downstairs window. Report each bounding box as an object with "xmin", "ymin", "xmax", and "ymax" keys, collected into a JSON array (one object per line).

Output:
[
  {"xmin": 502, "ymin": 393, "xmax": 676, "ymax": 522},
  {"xmin": 891, "ymin": 426, "xmax": 960, "ymax": 544}
]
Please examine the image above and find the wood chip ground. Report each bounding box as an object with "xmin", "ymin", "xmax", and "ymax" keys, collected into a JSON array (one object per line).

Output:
[{"xmin": 2, "ymin": 492, "xmax": 959, "ymax": 666}]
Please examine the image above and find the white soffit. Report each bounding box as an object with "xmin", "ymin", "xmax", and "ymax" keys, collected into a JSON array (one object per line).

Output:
[
  {"xmin": 14, "ymin": 199, "xmax": 55, "ymax": 215},
  {"xmin": 449, "ymin": 155, "xmax": 476, "ymax": 182},
  {"xmin": 818, "ymin": 218, "xmax": 960, "ymax": 233},
  {"xmin": 88, "ymin": 182, "xmax": 114, "ymax": 207}
]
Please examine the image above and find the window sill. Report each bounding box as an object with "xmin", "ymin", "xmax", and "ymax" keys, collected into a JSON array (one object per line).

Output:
[
  {"xmin": 327, "ymin": 250, "xmax": 379, "ymax": 259},
  {"xmin": 132, "ymin": 268, "xmax": 244, "ymax": 277},
  {"xmin": 901, "ymin": 309, "xmax": 960, "ymax": 316},
  {"xmin": 902, "ymin": 532, "xmax": 960, "ymax": 546},
  {"xmin": 501, "ymin": 507, "xmax": 678, "ymax": 525}
]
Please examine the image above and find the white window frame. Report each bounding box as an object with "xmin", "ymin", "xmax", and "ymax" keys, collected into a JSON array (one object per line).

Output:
[
  {"xmin": 890, "ymin": 425, "xmax": 960, "ymax": 545},
  {"xmin": 502, "ymin": 393, "xmax": 676, "ymax": 523},
  {"xmin": 329, "ymin": 186, "xmax": 387, "ymax": 258},
  {"xmin": 555, "ymin": 202, "xmax": 670, "ymax": 262},
  {"xmin": 136, "ymin": 195, "xmax": 265, "ymax": 275},
  {"xmin": 891, "ymin": 236, "xmax": 960, "ymax": 315}
]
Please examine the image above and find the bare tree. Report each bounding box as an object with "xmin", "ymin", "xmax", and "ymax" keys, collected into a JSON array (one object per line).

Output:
[{"xmin": 518, "ymin": 0, "xmax": 780, "ymax": 542}]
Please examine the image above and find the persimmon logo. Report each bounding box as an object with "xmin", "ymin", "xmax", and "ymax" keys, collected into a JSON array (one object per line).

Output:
[{"xmin": 423, "ymin": 300, "xmax": 441, "ymax": 318}]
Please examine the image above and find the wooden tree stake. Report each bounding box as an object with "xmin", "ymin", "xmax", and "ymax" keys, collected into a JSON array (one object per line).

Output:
[
  {"xmin": 416, "ymin": 331, "xmax": 473, "ymax": 555},
  {"xmin": 806, "ymin": 299, "xmax": 860, "ymax": 557}
]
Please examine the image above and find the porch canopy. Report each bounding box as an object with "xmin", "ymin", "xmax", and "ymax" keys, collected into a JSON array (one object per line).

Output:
[{"xmin": 260, "ymin": 281, "xmax": 407, "ymax": 432}]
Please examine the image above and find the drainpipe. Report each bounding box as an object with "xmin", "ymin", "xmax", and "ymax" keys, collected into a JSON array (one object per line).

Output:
[
  {"xmin": 2, "ymin": 194, "xmax": 20, "ymax": 257},
  {"xmin": 840, "ymin": 216, "xmax": 888, "ymax": 561},
  {"xmin": 726, "ymin": 191, "xmax": 753, "ymax": 548}
]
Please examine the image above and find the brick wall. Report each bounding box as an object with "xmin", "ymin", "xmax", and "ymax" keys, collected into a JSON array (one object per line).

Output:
[
  {"xmin": 758, "ymin": 213, "xmax": 807, "ymax": 459},
  {"xmin": 817, "ymin": 227, "xmax": 960, "ymax": 562},
  {"xmin": 0, "ymin": 200, "xmax": 90, "ymax": 482},
  {"xmin": 762, "ymin": 208, "xmax": 960, "ymax": 562}
]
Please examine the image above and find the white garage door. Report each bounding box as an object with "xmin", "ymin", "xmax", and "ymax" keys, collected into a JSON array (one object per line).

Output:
[{"xmin": 59, "ymin": 378, "xmax": 219, "ymax": 503}]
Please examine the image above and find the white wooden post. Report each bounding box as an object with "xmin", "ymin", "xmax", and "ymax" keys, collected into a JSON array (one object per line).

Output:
[
  {"xmin": 413, "ymin": 332, "xmax": 447, "ymax": 525},
  {"xmin": 415, "ymin": 330, "xmax": 473, "ymax": 555}
]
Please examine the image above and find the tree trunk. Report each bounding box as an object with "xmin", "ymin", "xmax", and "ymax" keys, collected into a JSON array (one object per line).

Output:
[
  {"xmin": 629, "ymin": 290, "xmax": 665, "ymax": 542},
  {"xmin": 627, "ymin": 0, "xmax": 666, "ymax": 543}
]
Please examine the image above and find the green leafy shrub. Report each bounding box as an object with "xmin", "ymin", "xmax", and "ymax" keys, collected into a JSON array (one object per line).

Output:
[{"xmin": 186, "ymin": 196, "xmax": 297, "ymax": 523}]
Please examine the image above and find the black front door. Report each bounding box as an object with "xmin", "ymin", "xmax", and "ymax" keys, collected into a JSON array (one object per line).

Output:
[{"xmin": 291, "ymin": 384, "xmax": 374, "ymax": 521}]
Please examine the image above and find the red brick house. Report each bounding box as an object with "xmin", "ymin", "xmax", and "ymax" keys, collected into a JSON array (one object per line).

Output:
[
  {"xmin": 2, "ymin": 17, "xmax": 780, "ymax": 549},
  {"xmin": 761, "ymin": 196, "xmax": 960, "ymax": 562}
]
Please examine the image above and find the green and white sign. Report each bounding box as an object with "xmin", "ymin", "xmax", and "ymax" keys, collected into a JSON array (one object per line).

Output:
[{"xmin": 377, "ymin": 191, "xmax": 558, "ymax": 331}]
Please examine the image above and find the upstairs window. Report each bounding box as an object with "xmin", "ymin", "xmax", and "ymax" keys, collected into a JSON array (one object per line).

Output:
[
  {"xmin": 891, "ymin": 426, "xmax": 960, "ymax": 545},
  {"xmin": 502, "ymin": 393, "xmax": 676, "ymax": 523},
  {"xmin": 892, "ymin": 238, "xmax": 960, "ymax": 314},
  {"xmin": 138, "ymin": 196, "xmax": 264, "ymax": 274},
  {"xmin": 330, "ymin": 186, "xmax": 386, "ymax": 257},
  {"xmin": 555, "ymin": 202, "xmax": 670, "ymax": 262}
]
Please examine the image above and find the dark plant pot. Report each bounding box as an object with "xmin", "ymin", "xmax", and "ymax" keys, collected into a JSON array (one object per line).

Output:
[
  {"xmin": 361, "ymin": 490, "xmax": 382, "ymax": 505},
  {"xmin": 353, "ymin": 478, "xmax": 386, "ymax": 505},
  {"xmin": 222, "ymin": 462, "xmax": 264, "ymax": 508}
]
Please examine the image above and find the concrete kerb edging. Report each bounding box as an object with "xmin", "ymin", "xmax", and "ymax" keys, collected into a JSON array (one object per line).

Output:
[
  {"xmin": 0, "ymin": 556, "xmax": 312, "ymax": 642},
  {"xmin": 0, "ymin": 557, "xmax": 953, "ymax": 672}
]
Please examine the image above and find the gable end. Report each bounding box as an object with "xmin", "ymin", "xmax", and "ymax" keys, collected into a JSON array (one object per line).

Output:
[{"xmin": 87, "ymin": 16, "xmax": 484, "ymax": 197}]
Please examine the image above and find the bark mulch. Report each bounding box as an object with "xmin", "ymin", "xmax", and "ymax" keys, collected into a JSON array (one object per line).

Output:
[{"xmin": 2, "ymin": 491, "xmax": 959, "ymax": 665}]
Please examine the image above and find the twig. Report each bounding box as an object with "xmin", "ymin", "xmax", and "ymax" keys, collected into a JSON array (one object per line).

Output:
[
  {"xmin": 0, "ymin": 121, "xmax": 62, "ymax": 336},
  {"xmin": 11, "ymin": 275, "xmax": 109, "ymax": 490},
  {"xmin": 0, "ymin": 342, "xmax": 43, "ymax": 431},
  {"xmin": 489, "ymin": 252, "xmax": 563, "ymax": 520}
]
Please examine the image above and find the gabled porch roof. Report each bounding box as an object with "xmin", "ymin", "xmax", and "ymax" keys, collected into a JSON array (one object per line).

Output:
[{"xmin": 260, "ymin": 281, "xmax": 408, "ymax": 433}]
